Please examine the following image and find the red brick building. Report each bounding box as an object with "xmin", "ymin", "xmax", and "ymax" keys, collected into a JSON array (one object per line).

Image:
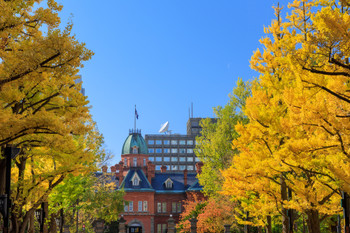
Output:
[{"xmin": 102, "ymin": 130, "xmax": 203, "ymax": 233}]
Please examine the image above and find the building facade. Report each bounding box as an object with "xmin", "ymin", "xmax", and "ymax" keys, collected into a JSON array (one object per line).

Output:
[
  {"xmin": 101, "ymin": 129, "xmax": 203, "ymax": 233},
  {"xmin": 145, "ymin": 118, "xmax": 216, "ymax": 172}
]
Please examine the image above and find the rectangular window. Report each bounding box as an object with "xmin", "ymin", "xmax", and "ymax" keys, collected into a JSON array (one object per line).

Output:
[
  {"xmin": 187, "ymin": 165, "xmax": 194, "ymax": 170},
  {"xmin": 195, "ymin": 140, "xmax": 199, "ymax": 145},
  {"xmin": 133, "ymin": 158, "xmax": 137, "ymax": 167},
  {"xmin": 179, "ymin": 157, "xmax": 186, "ymax": 162},
  {"xmin": 177, "ymin": 203, "xmax": 182, "ymax": 213},
  {"xmin": 187, "ymin": 157, "xmax": 193, "ymax": 162},
  {"xmin": 124, "ymin": 204, "xmax": 128, "ymax": 212},
  {"xmin": 156, "ymin": 140, "xmax": 162, "ymax": 145},
  {"xmin": 157, "ymin": 224, "xmax": 162, "ymax": 233},
  {"xmin": 143, "ymin": 201, "xmax": 148, "ymax": 212},
  {"xmin": 164, "ymin": 140, "xmax": 170, "ymax": 145},
  {"xmin": 148, "ymin": 148, "xmax": 154, "ymax": 153},
  {"xmin": 180, "ymin": 165, "xmax": 186, "ymax": 171},
  {"xmin": 162, "ymin": 202, "xmax": 167, "ymax": 213},
  {"xmin": 148, "ymin": 140, "xmax": 154, "ymax": 145},
  {"xmin": 156, "ymin": 157, "xmax": 162, "ymax": 162},
  {"xmin": 187, "ymin": 149, "xmax": 193, "ymax": 153},
  {"xmin": 163, "ymin": 148, "xmax": 170, "ymax": 153},
  {"xmin": 149, "ymin": 157, "xmax": 154, "ymax": 162},
  {"xmin": 164, "ymin": 157, "xmax": 170, "ymax": 162},
  {"xmin": 171, "ymin": 148, "xmax": 178, "ymax": 153},
  {"xmin": 195, "ymin": 157, "xmax": 200, "ymax": 162},
  {"xmin": 179, "ymin": 148, "xmax": 186, "ymax": 154},
  {"xmin": 143, "ymin": 158, "xmax": 146, "ymax": 166},
  {"xmin": 187, "ymin": 140, "xmax": 193, "ymax": 145},
  {"xmin": 157, "ymin": 203, "xmax": 162, "ymax": 213},
  {"xmin": 172, "ymin": 202, "xmax": 176, "ymax": 213},
  {"xmin": 156, "ymin": 165, "xmax": 162, "ymax": 170},
  {"xmin": 124, "ymin": 158, "xmax": 127, "ymax": 166},
  {"xmin": 162, "ymin": 224, "xmax": 167, "ymax": 233},
  {"xmin": 179, "ymin": 140, "xmax": 186, "ymax": 145},
  {"xmin": 129, "ymin": 201, "xmax": 133, "ymax": 212},
  {"xmin": 171, "ymin": 165, "xmax": 178, "ymax": 171},
  {"xmin": 171, "ymin": 140, "xmax": 178, "ymax": 145},
  {"xmin": 166, "ymin": 165, "xmax": 170, "ymax": 170},
  {"xmin": 156, "ymin": 148, "xmax": 162, "ymax": 153},
  {"xmin": 138, "ymin": 201, "xmax": 142, "ymax": 212},
  {"xmin": 171, "ymin": 157, "xmax": 178, "ymax": 162}
]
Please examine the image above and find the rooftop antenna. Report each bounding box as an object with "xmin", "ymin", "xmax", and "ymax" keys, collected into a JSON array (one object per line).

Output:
[
  {"xmin": 191, "ymin": 102, "xmax": 193, "ymax": 118},
  {"xmin": 159, "ymin": 121, "xmax": 171, "ymax": 134}
]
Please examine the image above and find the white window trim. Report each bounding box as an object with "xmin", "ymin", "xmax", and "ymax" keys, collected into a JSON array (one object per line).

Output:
[
  {"xmin": 138, "ymin": 201, "xmax": 142, "ymax": 212},
  {"xmin": 131, "ymin": 172, "xmax": 141, "ymax": 186},
  {"xmin": 164, "ymin": 178, "xmax": 173, "ymax": 189}
]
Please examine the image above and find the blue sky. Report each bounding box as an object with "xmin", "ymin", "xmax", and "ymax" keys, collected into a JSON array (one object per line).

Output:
[{"xmin": 57, "ymin": 0, "xmax": 291, "ymax": 165}]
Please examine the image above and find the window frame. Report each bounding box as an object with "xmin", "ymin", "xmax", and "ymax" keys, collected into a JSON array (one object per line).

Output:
[
  {"xmin": 138, "ymin": 201, "xmax": 142, "ymax": 212},
  {"xmin": 129, "ymin": 201, "xmax": 133, "ymax": 212},
  {"xmin": 162, "ymin": 202, "xmax": 167, "ymax": 213},
  {"xmin": 143, "ymin": 201, "xmax": 148, "ymax": 212}
]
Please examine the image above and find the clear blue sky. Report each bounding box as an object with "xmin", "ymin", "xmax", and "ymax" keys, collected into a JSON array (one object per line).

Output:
[{"xmin": 57, "ymin": 0, "xmax": 291, "ymax": 165}]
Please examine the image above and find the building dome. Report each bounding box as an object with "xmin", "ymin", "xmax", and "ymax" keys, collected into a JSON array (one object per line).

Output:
[{"xmin": 122, "ymin": 129, "xmax": 148, "ymax": 155}]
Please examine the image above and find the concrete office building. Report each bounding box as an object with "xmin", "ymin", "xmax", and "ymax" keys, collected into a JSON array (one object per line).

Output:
[{"xmin": 145, "ymin": 118, "xmax": 216, "ymax": 173}]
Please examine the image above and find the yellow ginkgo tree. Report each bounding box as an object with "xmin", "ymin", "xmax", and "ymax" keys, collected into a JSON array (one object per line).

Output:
[{"xmin": 222, "ymin": 1, "xmax": 350, "ymax": 233}]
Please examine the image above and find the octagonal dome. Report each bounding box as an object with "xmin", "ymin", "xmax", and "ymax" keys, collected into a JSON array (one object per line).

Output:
[{"xmin": 122, "ymin": 129, "xmax": 148, "ymax": 155}]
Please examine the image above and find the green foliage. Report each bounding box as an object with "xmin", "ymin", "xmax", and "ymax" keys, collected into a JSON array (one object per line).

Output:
[
  {"xmin": 195, "ymin": 78, "xmax": 251, "ymax": 196},
  {"xmin": 50, "ymin": 173, "xmax": 125, "ymax": 226}
]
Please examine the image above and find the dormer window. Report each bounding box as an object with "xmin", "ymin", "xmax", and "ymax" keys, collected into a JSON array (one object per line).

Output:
[
  {"xmin": 132, "ymin": 146, "xmax": 139, "ymax": 154},
  {"xmin": 131, "ymin": 172, "xmax": 141, "ymax": 186},
  {"xmin": 164, "ymin": 178, "xmax": 173, "ymax": 189}
]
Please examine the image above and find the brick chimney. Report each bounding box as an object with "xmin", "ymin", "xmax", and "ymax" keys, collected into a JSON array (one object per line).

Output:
[
  {"xmin": 147, "ymin": 161, "xmax": 155, "ymax": 184},
  {"xmin": 111, "ymin": 166, "xmax": 116, "ymax": 173},
  {"xmin": 195, "ymin": 162, "xmax": 204, "ymax": 174},
  {"xmin": 161, "ymin": 165, "xmax": 167, "ymax": 173},
  {"xmin": 184, "ymin": 169, "xmax": 188, "ymax": 187},
  {"xmin": 102, "ymin": 165, "xmax": 108, "ymax": 173},
  {"xmin": 118, "ymin": 161, "xmax": 124, "ymax": 184}
]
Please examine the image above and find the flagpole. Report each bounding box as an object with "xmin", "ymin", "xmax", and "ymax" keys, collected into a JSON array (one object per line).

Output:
[{"xmin": 134, "ymin": 105, "xmax": 136, "ymax": 131}]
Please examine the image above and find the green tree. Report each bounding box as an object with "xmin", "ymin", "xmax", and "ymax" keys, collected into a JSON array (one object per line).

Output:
[
  {"xmin": 49, "ymin": 173, "xmax": 125, "ymax": 232},
  {"xmin": 195, "ymin": 78, "xmax": 251, "ymax": 197}
]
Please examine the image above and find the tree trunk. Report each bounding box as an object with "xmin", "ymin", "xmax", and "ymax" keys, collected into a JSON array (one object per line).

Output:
[
  {"xmin": 19, "ymin": 209, "xmax": 33, "ymax": 233},
  {"xmin": 281, "ymin": 174, "xmax": 288, "ymax": 233},
  {"xmin": 306, "ymin": 209, "xmax": 321, "ymax": 233},
  {"xmin": 266, "ymin": 216, "xmax": 272, "ymax": 233},
  {"xmin": 43, "ymin": 202, "xmax": 48, "ymax": 233},
  {"xmin": 28, "ymin": 212, "xmax": 34, "ymax": 233},
  {"xmin": 48, "ymin": 213, "xmax": 57, "ymax": 233},
  {"xmin": 0, "ymin": 158, "xmax": 6, "ymax": 194}
]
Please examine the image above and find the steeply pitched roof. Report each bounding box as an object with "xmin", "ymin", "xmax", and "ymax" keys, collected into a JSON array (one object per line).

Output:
[
  {"xmin": 151, "ymin": 173, "xmax": 198, "ymax": 193},
  {"xmin": 187, "ymin": 180, "xmax": 203, "ymax": 191},
  {"xmin": 120, "ymin": 169, "xmax": 154, "ymax": 192}
]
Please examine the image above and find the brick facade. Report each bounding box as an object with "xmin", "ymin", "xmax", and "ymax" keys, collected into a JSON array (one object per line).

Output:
[{"xmin": 107, "ymin": 130, "xmax": 203, "ymax": 233}]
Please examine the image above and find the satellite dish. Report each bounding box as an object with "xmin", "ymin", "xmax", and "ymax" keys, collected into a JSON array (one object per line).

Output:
[{"xmin": 159, "ymin": 121, "xmax": 169, "ymax": 133}]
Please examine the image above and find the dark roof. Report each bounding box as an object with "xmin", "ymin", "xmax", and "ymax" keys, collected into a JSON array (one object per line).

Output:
[
  {"xmin": 187, "ymin": 180, "xmax": 203, "ymax": 191},
  {"xmin": 116, "ymin": 169, "xmax": 202, "ymax": 193},
  {"xmin": 120, "ymin": 169, "xmax": 154, "ymax": 191},
  {"xmin": 152, "ymin": 173, "xmax": 198, "ymax": 193}
]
